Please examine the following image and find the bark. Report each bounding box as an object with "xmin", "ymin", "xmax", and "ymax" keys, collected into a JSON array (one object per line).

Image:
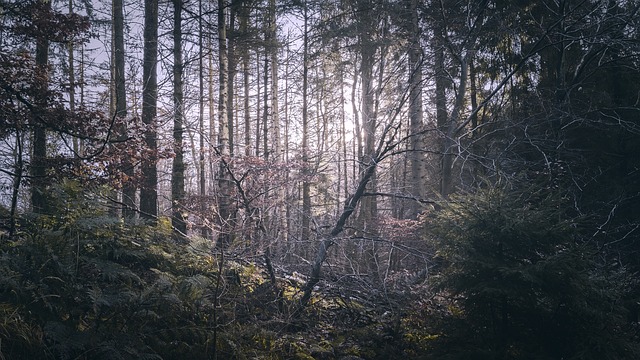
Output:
[
  {"xmin": 408, "ymin": 0, "xmax": 426, "ymax": 218},
  {"xmin": 433, "ymin": 24, "xmax": 449, "ymax": 198},
  {"xmin": 31, "ymin": 0, "xmax": 51, "ymax": 214},
  {"xmin": 10, "ymin": 128, "xmax": 23, "ymax": 235},
  {"xmin": 140, "ymin": 0, "xmax": 159, "ymax": 221},
  {"xmin": 262, "ymin": 51, "xmax": 268, "ymax": 158},
  {"xmin": 113, "ymin": 0, "xmax": 135, "ymax": 220},
  {"xmin": 241, "ymin": 2, "xmax": 251, "ymax": 156},
  {"xmin": 300, "ymin": 156, "xmax": 378, "ymax": 306},
  {"xmin": 269, "ymin": 0, "xmax": 280, "ymax": 158},
  {"xmin": 208, "ymin": 29, "xmax": 216, "ymax": 192},
  {"xmin": 301, "ymin": 1, "xmax": 311, "ymax": 258},
  {"xmin": 356, "ymin": 0, "xmax": 379, "ymax": 283},
  {"xmin": 199, "ymin": 0, "xmax": 210, "ymax": 239},
  {"xmin": 171, "ymin": 0, "xmax": 187, "ymax": 237},
  {"xmin": 69, "ymin": 0, "xmax": 78, "ymax": 155},
  {"xmin": 255, "ymin": 50, "xmax": 261, "ymax": 156},
  {"xmin": 441, "ymin": 54, "xmax": 468, "ymax": 198},
  {"xmin": 227, "ymin": 0, "xmax": 236, "ymax": 156},
  {"xmin": 217, "ymin": 0, "xmax": 234, "ymax": 248}
]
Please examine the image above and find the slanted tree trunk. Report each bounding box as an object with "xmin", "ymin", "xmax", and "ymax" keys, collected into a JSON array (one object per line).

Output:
[{"xmin": 140, "ymin": 0, "xmax": 159, "ymax": 222}]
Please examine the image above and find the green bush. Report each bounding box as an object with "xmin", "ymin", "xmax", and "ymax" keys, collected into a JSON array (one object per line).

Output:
[
  {"xmin": 427, "ymin": 185, "xmax": 639, "ymax": 360},
  {"xmin": 0, "ymin": 182, "xmax": 218, "ymax": 359}
]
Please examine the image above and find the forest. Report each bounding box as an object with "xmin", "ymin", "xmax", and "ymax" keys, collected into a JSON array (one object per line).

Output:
[{"xmin": 0, "ymin": 0, "xmax": 639, "ymax": 358}]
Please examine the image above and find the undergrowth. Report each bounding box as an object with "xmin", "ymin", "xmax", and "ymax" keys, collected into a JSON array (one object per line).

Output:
[{"xmin": 0, "ymin": 182, "xmax": 432, "ymax": 360}]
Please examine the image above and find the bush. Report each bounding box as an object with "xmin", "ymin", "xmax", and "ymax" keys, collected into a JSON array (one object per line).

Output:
[
  {"xmin": 427, "ymin": 185, "xmax": 639, "ymax": 359},
  {"xmin": 0, "ymin": 182, "xmax": 218, "ymax": 359}
]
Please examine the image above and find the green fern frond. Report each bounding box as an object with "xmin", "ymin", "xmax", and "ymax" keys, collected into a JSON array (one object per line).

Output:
[
  {"xmin": 81, "ymin": 257, "xmax": 142, "ymax": 285},
  {"xmin": 178, "ymin": 274, "xmax": 211, "ymax": 301}
]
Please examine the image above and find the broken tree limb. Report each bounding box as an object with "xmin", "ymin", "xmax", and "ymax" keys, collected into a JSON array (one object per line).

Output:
[{"xmin": 299, "ymin": 155, "xmax": 378, "ymax": 307}]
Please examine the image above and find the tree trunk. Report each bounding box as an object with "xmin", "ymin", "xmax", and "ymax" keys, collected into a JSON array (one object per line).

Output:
[
  {"xmin": 227, "ymin": 0, "xmax": 236, "ymax": 156},
  {"xmin": 269, "ymin": 0, "xmax": 280, "ymax": 157},
  {"xmin": 301, "ymin": 1, "xmax": 311, "ymax": 258},
  {"xmin": 69, "ymin": 0, "xmax": 78, "ymax": 155},
  {"xmin": 113, "ymin": 0, "xmax": 136, "ymax": 220},
  {"xmin": 408, "ymin": 0, "xmax": 426, "ymax": 218},
  {"xmin": 357, "ymin": 0, "xmax": 379, "ymax": 283},
  {"xmin": 140, "ymin": 0, "xmax": 159, "ymax": 221},
  {"xmin": 171, "ymin": 0, "xmax": 187, "ymax": 237},
  {"xmin": 241, "ymin": 1, "xmax": 251, "ymax": 157},
  {"xmin": 262, "ymin": 51, "xmax": 268, "ymax": 158},
  {"xmin": 255, "ymin": 49, "xmax": 261, "ymax": 156},
  {"xmin": 433, "ymin": 24, "xmax": 449, "ymax": 198},
  {"xmin": 217, "ymin": 0, "xmax": 234, "ymax": 248},
  {"xmin": 31, "ymin": 0, "xmax": 51, "ymax": 214},
  {"xmin": 199, "ymin": 0, "xmax": 210, "ymax": 239}
]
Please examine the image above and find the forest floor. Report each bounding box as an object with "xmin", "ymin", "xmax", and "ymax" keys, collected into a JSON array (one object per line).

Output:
[{"xmin": 215, "ymin": 260, "xmax": 438, "ymax": 360}]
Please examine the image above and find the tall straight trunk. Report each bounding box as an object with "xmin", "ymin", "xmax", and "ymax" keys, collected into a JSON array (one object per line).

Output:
[
  {"xmin": 227, "ymin": 1, "xmax": 236, "ymax": 156},
  {"xmin": 241, "ymin": 1, "xmax": 251, "ymax": 157},
  {"xmin": 269, "ymin": 0, "xmax": 280, "ymax": 157},
  {"xmin": 268, "ymin": 0, "xmax": 284, "ymax": 252},
  {"xmin": 69, "ymin": 0, "xmax": 78, "ymax": 155},
  {"xmin": 262, "ymin": 51, "xmax": 268, "ymax": 158},
  {"xmin": 199, "ymin": 0, "xmax": 210, "ymax": 238},
  {"xmin": 114, "ymin": 0, "xmax": 135, "ymax": 220},
  {"xmin": 208, "ymin": 29, "xmax": 216, "ymax": 190},
  {"xmin": 140, "ymin": 0, "xmax": 159, "ymax": 221},
  {"xmin": 284, "ymin": 36, "xmax": 292, "ymax": 259},
  {"xmin": 10, "ymin": 127, "xmax": 24, "ymax": 235},
  {"xmin": 351, "ymin": 59, "xmax": 361, "ymax": 181},
  {"xmin": 442, "ymin": 54, "xmax": 468, "ymax": 197},
  {"xmin": 79, "ymin": 43, "xmax": 85, "ymax": 156},
  {"xmin": 255, "ymin": 50, "xmax": 261, "ymax": 156},
  {"xmin": 31, "ymin": 0, "xmax": 51, "ymax": 214},
  {"xmin": 217, "ymin": 0, "xmax": 234, "ymax": 248},
  {"xmin": 433, "ymin": 24, "xmax": 449, "ymax": 198},
  {"xmin": 171, "ymin": 0, "xmax": 187, "ymax": 236},
  {"xmin": 407, "ymin": 0, "xmax": 425, "ymax": 218},
  {"xmin": 301, "ymin": 1, "xmax": 311, "ymax": 256},
  {"xmin": 339, "ymin": 54, "xmax": 348, "ymax": 217},
  {"xmin": 356, "ymin": 0, "xmax": 379, "ymax": 283}
]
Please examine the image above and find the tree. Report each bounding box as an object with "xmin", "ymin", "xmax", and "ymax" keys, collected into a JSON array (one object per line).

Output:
[
  {"xmin": 140, "ymin": 0, "xmax": 158, "ymax": 222},
  {"xmin": 301, "ymin": 0, "xmax": 311, "ymax": 257},
  {"xmin": 113, "ymin": 0, "xmax": 136, "ymax": 220},
  {"xmin": 171, "ymin": 0, "xmax": 187, "ymax": 237},
  {"xmin": 30, "ymin": 0, "xmax": 52, "ymax": 214},
  {"xmin": 406, "ymin": 0, "xmax": 426, "ymax": 218},
  {"xmin": 198, "ymin": 0, "xmax": 210, "ymax": 239},
  {"xmin": 217, "ymin": 0, "xmax": 234, "ymax": 248}
]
